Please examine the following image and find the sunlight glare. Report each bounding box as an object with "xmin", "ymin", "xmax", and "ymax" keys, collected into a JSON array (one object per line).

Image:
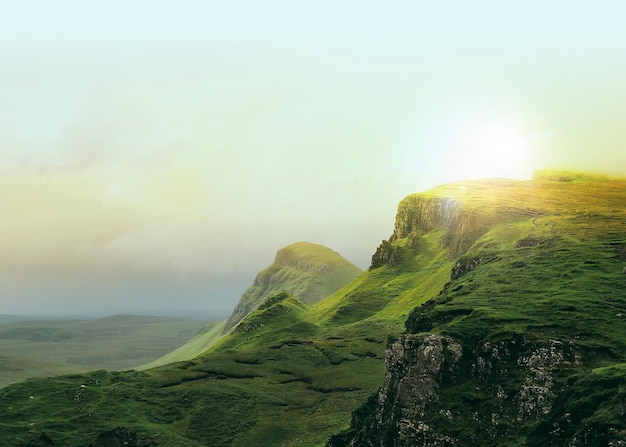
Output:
[{"xmin": 452, "ymin": 113, "xmax": 531, "ymax": 180}]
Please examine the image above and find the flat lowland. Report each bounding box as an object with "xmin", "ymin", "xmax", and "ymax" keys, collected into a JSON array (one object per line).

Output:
[
  {"xmin": 0, "ymin": 355, "xmax": 92, "ymax": 389},
  {"xmin": 0, "ymin": 315, "xmax": 213, "ymax": 386}
]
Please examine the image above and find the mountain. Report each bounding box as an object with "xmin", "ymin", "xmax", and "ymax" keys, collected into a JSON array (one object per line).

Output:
[
  {"xmin": 0, "ymin": 171, "xmax": 624, "ymax": 447},
  {"xmin": 141, "ymin": 242, "xmax": 361, "ymax": 369},
  {"xmin": 329, "ymin": 171, "xmax": 626, "ymax": 446},
  {"xmin": 222, "ymin": 241, "xmax": 362, "ymax": 333}
]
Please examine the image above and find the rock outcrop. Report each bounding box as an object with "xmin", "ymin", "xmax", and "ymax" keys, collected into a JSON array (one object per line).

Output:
[
  {"xmin": 370, "ymin": 195, "xmax": 489, "ymax": 269},
  {"xmin": 328, "ymin": 334, "xmax": 590, "ymax": 447}
]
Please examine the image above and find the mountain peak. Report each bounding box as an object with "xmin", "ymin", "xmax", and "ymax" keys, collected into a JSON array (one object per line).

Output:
[
  {"xmin": 261, "ymin": 242, "xmax": 346, "ymax": 278},
  {"xmin": 224, "ymin": 242, "xmax": 361, "ymax": 333}
]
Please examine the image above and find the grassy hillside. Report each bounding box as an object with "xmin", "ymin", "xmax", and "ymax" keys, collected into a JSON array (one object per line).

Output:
[
  {"xmin": 223, "ymin": 241, "xmax": 362, "ymax": 333},
  {"xmin": 138, "ymin": 320, "xmax": 225, "ymax": 370},
  {"xmin": 0, "ymin": 240, "xmax": 448, "ymax": 446},
  {"xmin": 0, "ymin": 172, "xmax": 624, "ymax": 446},
  {"xmin": 142, "ymin": 242, "xmax": 362, "ymax": 369},
  {"xmin": 330, "ymin": 172, "xmax": 626, "ymax": 446},
  {"xmin": 0, "ymin": 315, "xmax": 208, "ymax": 375}
]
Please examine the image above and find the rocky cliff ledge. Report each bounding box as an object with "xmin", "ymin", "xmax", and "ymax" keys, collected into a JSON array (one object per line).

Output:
[
  {"xmin": 371, "ymin": 194, "xmax": 489, "ymax": 268},
  {"xmin": 328, "ymin": 333, "xmax": 588, "ymax": 447}
]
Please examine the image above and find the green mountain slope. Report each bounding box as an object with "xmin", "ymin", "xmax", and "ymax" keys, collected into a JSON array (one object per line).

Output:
[
  {"xmin": 329, "ymin": 171, "xmax": 626, "ymax": 446},
  {"xmin": 141, "ymin": 242, "xmax": 361, "ymax": 369},
  {"xmin": 223, "ymin": 241, "xmax": 362, "ymax": 333},
  {"xmin": 138, "ymin": 320, "xmax": 226, "ymax": 370},
  {"xmin": 0, "ymin": 172, "xmax": 624, "ymax": 447}
]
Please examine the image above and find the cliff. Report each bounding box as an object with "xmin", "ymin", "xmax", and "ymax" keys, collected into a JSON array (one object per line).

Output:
[
  {"xmin": 223, "ymin": 241, "xmax": 361, "ymax": 333},
  {"xmin": 331, "ymin": 173, "xmax": 626, "ymax": 446}
]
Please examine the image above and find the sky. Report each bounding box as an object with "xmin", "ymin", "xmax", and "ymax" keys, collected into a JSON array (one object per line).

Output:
[{"xmin": 2, "ymin": 1, "xmax": 626, "ymax": 317}]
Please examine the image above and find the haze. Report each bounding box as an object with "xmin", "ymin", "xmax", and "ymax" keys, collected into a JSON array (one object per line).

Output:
[{"xmin": 2, "ymin": 1, "xmax": 625, "ymax": 316}]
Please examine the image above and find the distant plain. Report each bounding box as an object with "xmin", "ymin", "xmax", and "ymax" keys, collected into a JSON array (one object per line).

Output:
[{"xmin": 0, "ymin": 314, "xmax": 214, "ymax": 387}]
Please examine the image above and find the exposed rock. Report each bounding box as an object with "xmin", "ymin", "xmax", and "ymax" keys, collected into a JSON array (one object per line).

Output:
[
  {"xmin": 370, "ymin": 195, "xmax": 496, "ymax": 271},
  {"xmin": 515, "ymin": 237, "xmax": 557, "ymax": 248},
  {"xmin": 329, "ymin": 335, "xmax": 584, "ymax": 447},
  {"xmin": 370, "ymin": 240, "xmax": 402, "ymax": 268},
  {"xmin": 450, "ymin": 256, "xmax": 484, "ymax": 280},
  {"xmin": 235, "ymin": 322, "xmax": 265, "ymax": 333},
  {"xmin": 377, "ymin": 335, "xmax": 462, "ymax": 429},
  {"xmin": 390, "ymin": 196, "xmax": 487, "ymax": 257},
  {"xmin": 392, "ymin": 197, "xmax": 461, "ymax": 240},
  {"xmin": 329, "ymin": 334, "xmax": 463, "ymax": 447}
]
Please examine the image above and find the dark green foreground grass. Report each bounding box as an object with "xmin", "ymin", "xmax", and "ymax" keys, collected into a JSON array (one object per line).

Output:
[{"xmin": 0, "ymin": 171, "xmax": 624, "ymax": 446}]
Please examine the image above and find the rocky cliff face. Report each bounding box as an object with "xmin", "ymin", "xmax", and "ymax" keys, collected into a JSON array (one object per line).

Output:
[
  {"xmin": 329, "ymin": 333, "xmax": 590, "ymax": 447},
  {"xmin": 371, "ymin": 195, "xmax": 488, "ymax": 268},
  {"xmin": 392, "ymin": 196, "xmax": 461, "ymax": 239},
  {"xmin": 334, "ymin": 175, "xmax": 626, "ymax": 447},
  {"xmin": 223, "ymin": 242, "xmax": 361, "ymax": 333}
]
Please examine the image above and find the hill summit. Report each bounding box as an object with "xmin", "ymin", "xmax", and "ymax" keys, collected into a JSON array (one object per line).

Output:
[{"xmin": 223, "ymin": 241, "xmax": 362, "ymax": 333}]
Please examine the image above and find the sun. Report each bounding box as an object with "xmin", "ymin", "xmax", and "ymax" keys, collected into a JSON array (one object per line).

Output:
[{"xmin": 446, "ymin": 109, "xmax": 534, "ymax": 181}]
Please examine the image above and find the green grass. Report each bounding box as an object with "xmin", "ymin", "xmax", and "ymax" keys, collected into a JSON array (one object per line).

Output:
[
  {"xmin": 405, "ymin": 176, "xmax": 626, "ymax": 354},
  {"xmin": 138, "ymin": 320, "xmax": 226, "ymax": 370},
  {"xmin": 332, "ymin": 172, "xmax": 626, "ymax": 446},
  {"xmin": 0, "ymin": 171, "xmax": 624, "ymax": 446},
  {"xmin": 0, "ymin": 355, "xmax": 91, "ymax": 389}
]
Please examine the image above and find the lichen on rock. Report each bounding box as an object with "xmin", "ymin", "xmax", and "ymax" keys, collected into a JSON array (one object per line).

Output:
[{"xmin": 329, "ymin": 335, "xmax": 586, "ymax": 447}]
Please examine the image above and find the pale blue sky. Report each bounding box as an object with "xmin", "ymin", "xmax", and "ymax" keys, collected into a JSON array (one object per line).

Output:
[{"xmin": 2, "ymin": 1, "xmax": 625, "ymax": 315}]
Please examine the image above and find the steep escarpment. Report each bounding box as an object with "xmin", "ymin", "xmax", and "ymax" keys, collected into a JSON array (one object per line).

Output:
[
  {"xmin": 371, "ymin": 196, "xmax": 464, "ymax": 268},
  {"xmin": 329, "ymin": 333, "xmax": 586, "ymax": 447},
  {"xmin": 371, "ymin": 183, "xmax": 502, "ymax": 268},
  {"xmin": 331, "ymin": 173, "xmax": 626, "ymax": 446},
  {"xmin": 223, "ymin": 242, "xmax": 361, "ymax": 333}
]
